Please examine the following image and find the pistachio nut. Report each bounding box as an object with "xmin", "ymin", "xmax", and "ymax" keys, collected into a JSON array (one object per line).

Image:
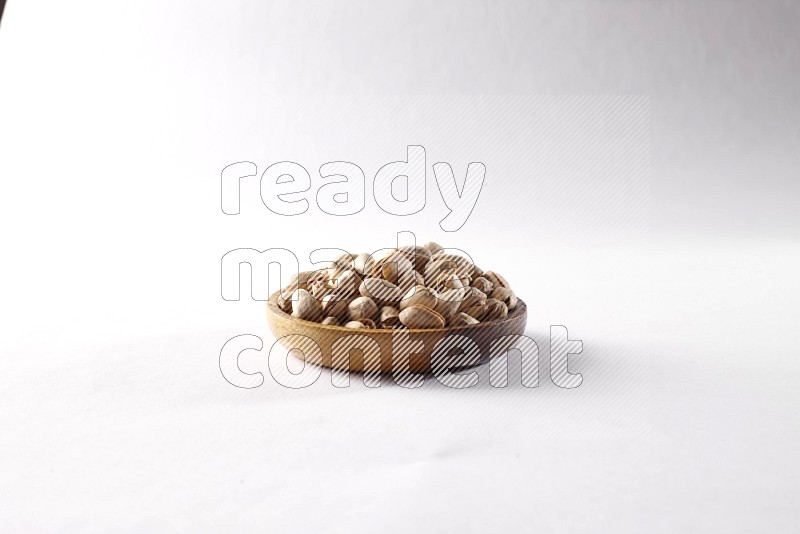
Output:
[
  {"xmin": 359, "ymin": 277, "xmax": 404, "ymax": 305},
  {"xmin": 449, "ymin": 312, "xmax": 480, "ymax": 327},
  {"xmin": 471, "ymin": 276, "xmax": 494, "ymax": 294},
  {"xmin": 398, "ymin": 305, "xmax": 446, "ymax": 329},
  {"xmin": 483, "ymin": 271, "xmax": 511, "ymax": 290},
  {"xmin": 491, "ymin": 286, "xmax": 518, "ymax": 310},
  {"xmin": 399, "ymin": 284, "xmax": 437, "ymax": 311},
  {"xmin": 347, "ymin": 296, "xmax": 379, "ymax": 321},
  {"xmin": 483, "ymin": 298, "xmax": 509, "ymax": 321},
  {"xmin": 320, "ymin": 295, "xmax": 349, "ymax": 321},
  {"xmin": 290, "ymin": 288, "xmax": 323, "ymax": 322},
  {"xmin": 458, "ymin": 286, "xmax": 487, "ymax": 311}
]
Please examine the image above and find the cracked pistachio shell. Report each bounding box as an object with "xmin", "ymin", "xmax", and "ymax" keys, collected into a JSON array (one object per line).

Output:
[
  {"xmin": 320, "ymin": 295, "xmax": 349, "ymax": 321},
  {"xmin": 396, "ymin": 245, "xmax": 432, "ymax": 272},
  {"xmin": 422, "ymin": 241, "xmax": 444, "ymax": 254},
  {"xmin": 483, "ymin": 271, "xmax": 511, "ymax": 290},
  {"xmin": 462, "ymin": 304, "xmax": 489, "ymax": 321},
  {"xmin": 380, "ymin": 306, "xmax": 400, "ymax": 322},
  {"xmin": 399, "ymin": 285, "xmax": 437, "ymax": 311},
  {"xmin": 491, "ymin": 286, "xmax": 518, "ymax": 310},
  {"xmin": 329, "ymin": 269, "xmax": 360, "ymax": 300},
  {"xmin": 277, "ymin": 283, "xmax": 298, "ymax": 312},
  {"xmin": 378, "ymin": 254, "xmax": 415, "ymax": 287},
  {"xmin": 399, "ymin": 305, "xmax": 446, "ymax": 329},
  {"xmin": 432, "ymin": 287, "xmax": 465, "ymax": 320},
  {"xmin": 359, "ymin": 277, "xmax": 403, "ymax": 305},
  {"xmin": 471, "ymin": 276, "xmax": 494, "ymax": 294},
  {"xmin": 289, "ymin": 270, "xmax": 327, "ymax": 290},
  {"xmin": 449, "ymin": 312, "xmax": 480, "ymax": 327},
  {"xmin": 458, "ymin": 287, "xmax": 487, "ymax": 311},
  {"xmin": 423, "ymin": 256, "xmax": 474, "ymax": 284},
  {"xmin": 483, "ymin": 298, "xmax": 508, "ymax": 321}
]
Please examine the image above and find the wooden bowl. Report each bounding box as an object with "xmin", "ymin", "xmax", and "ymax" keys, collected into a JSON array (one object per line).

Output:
[{"xmin": 266, "ymin": 291, "xmax": 528, "ymax": 373}]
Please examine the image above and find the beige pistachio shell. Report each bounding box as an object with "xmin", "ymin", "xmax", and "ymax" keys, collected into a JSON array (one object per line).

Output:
[
  {"xmin": 290, "ymin": 288, "xmax": 323, "ymax": 322},
  {"xmin": 359, "ymin": 277, "xmax": 404, "ymax": 305},
  {"xmin": 347, "ymin": 296, "xmax": 379, "ymax": 321},
  {"xmin": 321, "ymin": 316, "xmax": 340, "ymax": 326},
  {"xmin": 320, "ymin": 295, "xmax": 349, "ymax": 321},
  {"xmin": 471, "ymin": 276, "xmax": 494, "ymax": 294},
  {"xmin": 289, "ymin": 270, "xmax": 327, "ymax": 290},
  {"xmin": 424, "ymin": 256, "xmax": 473, "ymax": 285},
  {"xmin": 433, "ymin": 287, "xmax": 465, "ymax": 320},
  {"xmin": 491, "ymin": 286, "xmax": 518, "ymax": 310},
  {"xmin": 353, "ymin": 253, "xmax": 375, "ymax": 275},
  {"xmin": 396, "ymin": 245, "xmax": 432, "ymax": 272},
  {"xmin": 399, "ymin": 285, "xmax": 437, "ymax": 311},
  {"xmin": 422, "ymin": 241, "xmax": 444, "ymax": 254},
  {"xmin": 483, "ymin": 271, "xmax": 511, "ymax": 290},
  {"xmin": 399, "ymin": 305, "xmax": 446, "ymax": 329},
  {"xmin": 359, "ymin": 318, "xmax": 377, "ymax": 329},
  {"xmin": 380, "ymin": 306, "xmax": 400, "ymax": 322},
  {"xmin": 483, "ymin": 298, "xmax": 508, "ymax": 321},
  {"xmin": 461, "ymin": 304, "xmax": 489, "ymax": 321},
  {"xmin": 458, "ymin": 286, "xmax": 487, "ymax": 311},
  {"xmin": 329, "ymin": 269, "xmax": 360, "ymax": 300},
  {"xmin": 449, "ymin": 312, "xmax": 480, "ymax": 327}
]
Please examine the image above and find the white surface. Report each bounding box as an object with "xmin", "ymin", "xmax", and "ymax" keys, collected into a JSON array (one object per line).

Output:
[{"xmin": 1, "ymin": 1, "xmax": 800, "ymax": 532}]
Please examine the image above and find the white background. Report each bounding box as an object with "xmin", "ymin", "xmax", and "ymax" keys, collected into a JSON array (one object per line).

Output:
[{"xmin": 1, "ymin": 1, "xmax": 799, "ymax": 532}]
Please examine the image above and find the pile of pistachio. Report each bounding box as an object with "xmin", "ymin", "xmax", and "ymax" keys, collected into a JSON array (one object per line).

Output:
[{"xmin": 277, "ymin": 242, "xmax": 519, "ymax": 329}]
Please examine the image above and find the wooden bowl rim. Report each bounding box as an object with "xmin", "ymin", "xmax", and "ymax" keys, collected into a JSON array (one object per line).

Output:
[{"xmin": 267, "ymin": 290, "xmax": 527, "ymax": 334}]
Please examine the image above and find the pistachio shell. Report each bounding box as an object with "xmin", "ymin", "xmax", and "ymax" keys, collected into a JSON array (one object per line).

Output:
[
  {"xmin": 276, "ymin": 283, "xmax": 297, "ymax": 312},
  {"xmin": 430, "ymin": 271, "xmax": 469, "ymax": 293},
  {"xmin": 398, "ymin": 305, "xmax": 446, "ymax": 329},
  {"xmin": 399, "ymin": 285, "xmax": 437, "ymax": 311},
  {"xmin": 458, "ymin": 286, "xmax": 487, "ymax": 311},
  {"xmin": 423, "ymin": 256, "xmax": 473, "ymax": 285},
  {"xmin": 353, "ymin": 253, "xmax": 375, "ymax": 275},
  {"xmin": 321, "ymin": 295, "xmax": 349, "ymax": 321},
  {"xmin": 491, "ymin": 287, "xmax": 518, "ymax": 310},
  {"xmin": 422, "ymin": 241, "xmax": 444, "ymax": 254},
  {"xmin": 290, "ymin": 288, "xmax": 322, "ymax": 322},
  {"xmin": 483, "ymin": 298, "xmax": 508, "ymax": 321},
  {"xmin": 329, "ymin": 269, "xmax": 360, "ymax": 300},
  {"xmin": 396, "ymin": 245, "xmax": 432, "ymax": 272},
  {"xmin": 289, "ymin": 270, "xmax": 327, "ymax": 290},
  {"xmin": 433, "ymin": 287, "xmax": 465, "ymax": 320},
  {"xmin": 359, "ymin": 277, "xmax": 403, "ymax": 305},
  {"xmin": 483, "ymin": 271, "xmax": 511, "ymax": 290},
  {"xmin": 359, "ymin": 318, "xmax": 377, "ymax": 329},
  {"xmin": 471, "ymin": 276, "xmax": 494, "ymax": 294},
  {"xmin": 321, "ymin": 316, "xmax": 340, "ymax": 326},
  {"xmin": 462, "ymin": 304, "xmax": 489, "ymax": 321},
  {"xmin": 326, "ymin": 256, "xmax": 354, "ymax": 280},
  {"xmin": 344, "ymin": 320, "xmax": 366, "ymax": 329},
  {"xmin": 347, "ymin": 296, "xmax": 379, "ymax": 321},
  {"xmin": 380, "ymin": 306, "xmax": 400, "ymax": 322},
  {"xmin": 449, "ymin": 312, "xmax": 480, "ymax": 327},
  {"xmin": 377, "ymin": 253, "xmax": 415, "ymax": 290}
]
